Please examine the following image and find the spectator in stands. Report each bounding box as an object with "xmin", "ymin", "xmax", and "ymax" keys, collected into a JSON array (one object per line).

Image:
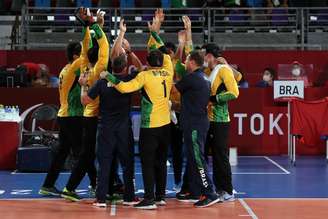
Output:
[
  {"xmin": 20, "ymin": 62, "xmax": 51, "ymax": 87},
  {"xmin": 32, "ymin": 64, "xmax": 51, "ymax": 87},
  {"xmin": 256, "ymin": 67, "xmax": 275, "ymax": 87},
  {"xmin": 290, "ymin": 61, "xmax": 310, "ymax": 87}
]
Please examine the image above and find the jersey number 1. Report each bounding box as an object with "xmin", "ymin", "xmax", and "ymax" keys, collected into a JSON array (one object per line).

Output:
[{"xmin": 162, "ymin": 80, "xmax": 167, "ymax": 98}]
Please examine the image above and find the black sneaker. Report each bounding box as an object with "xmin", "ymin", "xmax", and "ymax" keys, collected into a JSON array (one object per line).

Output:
[
  {"xmin": 176, "ymin": 192, "xmax": 199, "ymax": 203},
  {"xmin": 155, "ymin": 197, "xmax": 167, "ymax": 206},
  {"xmin": 134, "ymin": 199, "xmax": 157, "ymax": 210},
  {"xmin": 39, "ymin": 186, "xmax": 62, "ymax": 196},
  {"xmin": 194, "ymin": 194, "xmax": 222, "ymax": 208},
  {"xmin": 176, "ymin": 191, "xmax": 189, "ymax": 198},
  {"xmin": 61, "ymin": 187, "xmax": 81, "ymax": 202}
]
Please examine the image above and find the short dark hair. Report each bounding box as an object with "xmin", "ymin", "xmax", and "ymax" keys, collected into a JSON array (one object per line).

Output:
[
  {"xmin": 87, "ymin": 47, "xmax": 99, "ymax": 65},
  {"xmin": 188, "ymin": 50, "xmax": 204, "ymax": 67},
  {"xmin": 264, "ymin": 67, "xmax": 276, "ymax": 79},
  {"xmin": 164, "ymin": 42, "xmax": 177, "ymax": 53},
  {"xmin": 147, "ymin": 49, "xmax": 164, "ymax": 67},
  {"xmin": 66, "ymin": 42, "xmax": 81, "ymax": 63},
  {"xmin": 112, "ymin": 54, "xmax": 128, "ymax": 74},
  {"xmin": 201, "ymin": 43, "xmax": 222, "ymax": 58}
]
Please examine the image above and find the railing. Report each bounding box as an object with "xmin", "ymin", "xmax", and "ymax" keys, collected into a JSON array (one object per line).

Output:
[{"xmin": 10, "ymin": 7, "xmax": 328, "ymax": 50}]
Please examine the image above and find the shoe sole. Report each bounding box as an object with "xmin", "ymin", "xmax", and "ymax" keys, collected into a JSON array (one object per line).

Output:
[
  {"xmin": 134, "ymin": 204, "xmax": 157, "ymax": 210},
  {"xmin": 61, "ymin": 194, "xmax": 80, "ymax": 202},
  {"xmin": 195, "ymin": 197, "xmax": 222, "ymax": 208},
  {"xmin": 176, "ymin": 199, "xmax": 199, "ymax": 203},
  {"xmin": 39, "ymin": 190, "xmax": 61, "ymax": 197},
  {"xmin": 155, "ymin": 201, "xmax": 167, "ymax": 206},
  {"xmin": 93, "ymin": 203, "xmax": 107, "ymax": 208},
  {"xmin": 123, "ymin": 202, "xmax": 139, "ymax": 206}
]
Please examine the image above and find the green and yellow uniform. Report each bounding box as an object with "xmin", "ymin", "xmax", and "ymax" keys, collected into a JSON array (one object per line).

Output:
[
  {"xmin": 208, "ymin": 64, "xmax": 239, "ymax": 122},
  {"xmin": 80, "ymin": 24, "xmax": 109, "ymax": 117},
  {"xmin": 58, "ymin": 58, "xmax": 84, "ymax": 117},
  {"xmin": 106, "ymin": 32, "xmax": 174, "ymax": 128}
]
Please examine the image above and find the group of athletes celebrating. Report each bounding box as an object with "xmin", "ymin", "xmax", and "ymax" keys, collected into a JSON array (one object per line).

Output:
[{"xmin": 38, "ymin": 7, "xmax": 240, "ymax": 210}]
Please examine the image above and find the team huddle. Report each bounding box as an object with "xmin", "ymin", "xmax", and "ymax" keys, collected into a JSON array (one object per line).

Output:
[{"xmin": 39, "ymin": 7, "xmax": 240, "ymax": 210}]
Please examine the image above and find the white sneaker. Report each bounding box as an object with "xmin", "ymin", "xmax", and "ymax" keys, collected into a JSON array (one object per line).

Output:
[
  {"xmin": 221, "ymin": 192, "xmax": 235, "ymax": 202},
  {"xmin": 93, "ymin": 202, "xmax": 107, "ymax": 208},
  {"xmin": 155, "ymin": 199, "xmax": 167, "ymax": 206},
  {"xmin": 123, "ymin": 197, "xmax": 140, "ymax": 206}
]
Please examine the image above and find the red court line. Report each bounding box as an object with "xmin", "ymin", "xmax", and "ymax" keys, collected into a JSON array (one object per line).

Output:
[{"xmin": 0, "ymin": 199, "xmax": 326, "ymax": 219}]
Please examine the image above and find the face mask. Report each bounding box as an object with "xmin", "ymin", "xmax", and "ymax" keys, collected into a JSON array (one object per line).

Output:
[
  {"xmin": 292, "ymin": 68, "xmax": 301, "ymax": 77},
  {"xmin": 263, "ymin": 75, "xmax": 271, "ymax": 82},
  {"xmin": 203, "ymin": 61, "xmax": 209, "ymax": 68}
]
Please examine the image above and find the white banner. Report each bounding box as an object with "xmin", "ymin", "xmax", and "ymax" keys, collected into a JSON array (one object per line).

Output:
[{"xmin": 274, "ymin": 80, "xmax": 304, "ymax": 99}]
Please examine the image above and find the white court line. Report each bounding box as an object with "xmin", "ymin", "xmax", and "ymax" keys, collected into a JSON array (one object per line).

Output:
[
  {"xmin": 238, "ymin": 199, "xmax": 258, "ymax": 219},
  {"xmin": 110, "ymin": 203, "xmax": 116, "ymax": 216},
  {"xmin": 264, "ymin": 156, "xmax": 291, "ymax": 174}
]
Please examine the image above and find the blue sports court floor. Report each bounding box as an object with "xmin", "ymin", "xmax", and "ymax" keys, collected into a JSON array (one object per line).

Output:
[{"xmin": 1, "ymin": 156, "xmax": 328, "ymax": 199}]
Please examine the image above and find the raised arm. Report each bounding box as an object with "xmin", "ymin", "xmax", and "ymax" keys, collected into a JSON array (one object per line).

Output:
[
  {"xmin": 182, "ymin": 16, "xmax": 193, "ymax": 56},
  {"xmin": 80, "ymin": 26, "xmax": 91, "ymax": 71},
  {"xmin": 147, "ymin": 9, "xmax": 165, "ymax": 50},
  {"xmin": 111, "ymin": 19, "xmax": 126, "ymax": 59},
  {"xmin": 91, "ymin": 23, "xmax": 110, "ymax": 78}
]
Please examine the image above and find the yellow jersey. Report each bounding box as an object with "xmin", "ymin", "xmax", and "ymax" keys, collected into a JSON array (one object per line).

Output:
[
  {"xmin": 57, "ymin": 58, "xmax": 83, "ymax": 117},
  {"xmin": 207, "ymin": 64, "xmax": 239, "ymax": 122},
  {"xmin": 81, "ymin": 24, "xmax": 109, "ymax": 117},
  {"xmin": 110, "ymin": 54, "xmax": 174, "ymax": 128}
]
